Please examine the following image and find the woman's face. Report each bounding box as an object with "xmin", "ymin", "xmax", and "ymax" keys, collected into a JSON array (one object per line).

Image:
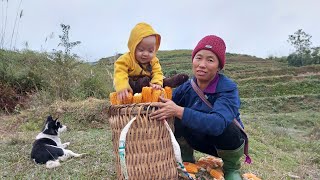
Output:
[{"xmin": 192, "ymin": 49, "xmax": 220, "ymax": 83}]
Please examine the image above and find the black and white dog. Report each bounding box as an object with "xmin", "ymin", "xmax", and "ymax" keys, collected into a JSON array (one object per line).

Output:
[{"xmin": 31, "ymin": 115, "xmax": 83, "ymax": 168}]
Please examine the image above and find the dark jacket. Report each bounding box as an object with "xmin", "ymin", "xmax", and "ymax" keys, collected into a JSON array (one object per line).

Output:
[{"xmin": 173, "ymin": 73, "xmax": 243, "ymax": 137}]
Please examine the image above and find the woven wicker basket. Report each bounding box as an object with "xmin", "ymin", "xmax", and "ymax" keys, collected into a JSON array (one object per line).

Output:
[{"xmin": 108, "ymin": 103, "xmax": 178, "ymax": 180}]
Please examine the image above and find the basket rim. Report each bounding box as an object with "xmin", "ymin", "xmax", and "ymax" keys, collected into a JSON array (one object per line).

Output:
[{"xmin": 108, "ymin": 103, "xmax": 160, "ymax": 116}]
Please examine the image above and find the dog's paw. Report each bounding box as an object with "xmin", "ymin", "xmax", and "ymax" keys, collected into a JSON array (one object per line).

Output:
[
  {"xmin": 62, "ymin": 142, "xmax": 70, "ymax": 148},
  {"xmin": 73, "ymin": 153, "xmax": 82, "ymax": 158},
  {"xmin": 75, "ymin": 153, "xmax": 88, "ymax": 157},
  {"xmin": 80, "ymin": 153, "xmax": 88, "ymax": 157}
]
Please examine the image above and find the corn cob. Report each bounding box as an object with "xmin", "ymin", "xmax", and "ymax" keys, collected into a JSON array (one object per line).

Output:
[
  {"xmin": 142, "ymin": 87, "xmax": 152, "ymax": 102},
  {"xmin": 151, "ymin": 89, "xmax": 162, "ymax": 102},
  {"xmin": 122, "ymin": 92, "xmax": 133, "ymax": 104},
  {"xmin": 164, "ymin": 86, "xmax": 172, "ymax": 100},
  {"xmin": 242, "ymin": 173, "xmax": 262, "ymax": 180},
  {"xmin": 109, "ymin": 92, "xmax": 118, "ymax": 105},
  {"xmin": 209, "ymin": 169, "xmax": 224, "ymax": 180},
  {"xmin": 183, "ymin": 162, "xmax": 199, "ymax": 174},
  {"xmin": 161, "ymin": 88, "xmax": 168, "ymax": 99},
  {"xmin": 132, "ymin": 93, "xmax": 142, "ymax": 104},
  {"xmin": 197, "ymin": 156, "xmax": 223, "ymax": 169}
]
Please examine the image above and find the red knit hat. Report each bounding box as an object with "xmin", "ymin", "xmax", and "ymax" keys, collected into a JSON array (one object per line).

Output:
[{"xmin": 192, "ymin": 35, "xmax": 226, "ymax": 69}]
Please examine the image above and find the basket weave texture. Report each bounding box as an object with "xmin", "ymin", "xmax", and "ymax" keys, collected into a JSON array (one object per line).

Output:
[{"xmin": 108, "ymin": 103, "xmax": 178, "ymax": 180}]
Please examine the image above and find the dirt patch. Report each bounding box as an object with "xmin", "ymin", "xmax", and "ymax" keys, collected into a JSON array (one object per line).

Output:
[{"xmin": 0, "ymin": 114, "xmax": 26, "ymax": 136}]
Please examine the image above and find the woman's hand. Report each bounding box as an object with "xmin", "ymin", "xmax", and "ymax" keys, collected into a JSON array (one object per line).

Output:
[{"xmin": 150, "ymin": 97, "xmax": 184, "ymax": 121}]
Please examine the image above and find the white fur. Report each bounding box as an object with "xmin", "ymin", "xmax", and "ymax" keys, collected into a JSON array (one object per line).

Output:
[
  {"xmin": 46, "ymin": 160, "xmax": 61, "ymax": 169},
  {"xmin": 36, "ymin": 133, "xmax": 63, "ymax": 147},
  {"xmin": 59, "ymin": 149, "xmax": 82, "ymax": 161},
  {"xmin": 58, "ymin": 125, "xmax": 67, "ymax": 134}
]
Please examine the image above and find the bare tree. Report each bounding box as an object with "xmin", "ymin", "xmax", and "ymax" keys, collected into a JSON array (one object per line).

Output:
[{"xmin": 287, "ymin": 29, "xmax": 312, "ymax": 55}]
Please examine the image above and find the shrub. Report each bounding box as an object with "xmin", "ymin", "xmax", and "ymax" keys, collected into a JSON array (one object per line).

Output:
[
  {"xmin": 287, "ymin": 53, "xmax": 319, "ymax": 67},
  {"xmin": 0, "ymin": 83, "xmax": 21, "ymax": 113},
  {"xmin": 287, "ymin": 54, "xmax": 305, "ymax": 67},
  {"xmin": 14, "ymin": 71, "xmax": 47, "ymax": 94},
  {"xmin": 78, "ymin": 76, "xmax": 108, "ymax": 99}
]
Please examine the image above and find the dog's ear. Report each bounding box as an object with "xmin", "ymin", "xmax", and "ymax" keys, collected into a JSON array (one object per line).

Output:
[
  {"xmin": 47, "ymin": 115, "xmax": 54, "ymax": 121},
  {"xmin": 56, "ymin": 121, "xmax": 61, "ymax": 127},
  {"xmin": 54, "ymin": 118, "xmax": 59, "ymax": 121}
]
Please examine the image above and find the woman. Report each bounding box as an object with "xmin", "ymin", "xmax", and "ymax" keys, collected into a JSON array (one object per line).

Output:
[{"xmin": 150, "ymin": 35, "xmax": 250, "ymax": 180}]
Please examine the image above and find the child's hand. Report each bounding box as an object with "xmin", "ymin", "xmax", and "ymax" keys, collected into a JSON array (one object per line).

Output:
[
  {"xmin": 150, "ymin": 83, "xmax": 162, "ymax": 90},
  {"xmin": 117, "ymin": 89, "xmax": 130, "ymax": 102}
]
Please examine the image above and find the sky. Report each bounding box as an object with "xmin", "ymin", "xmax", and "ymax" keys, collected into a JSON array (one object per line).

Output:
[{"xmin": 1, "ymin": 0, "xmax": 320, "ymax": 62}]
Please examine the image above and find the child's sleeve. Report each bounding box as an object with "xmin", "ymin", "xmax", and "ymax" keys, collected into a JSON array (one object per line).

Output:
[
  {"xmin": 114, "ymin": 57, "xmax": 131, "ymax": 92},
  {"xmin": 150, "ymin": 57, "xmax": 164, "ymax": 86}
]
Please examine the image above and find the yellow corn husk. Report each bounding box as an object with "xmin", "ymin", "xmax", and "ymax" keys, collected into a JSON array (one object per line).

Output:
[
  {"xmin": 183, "ymin": 162, "xmax": 199, "ymax": 174},
  {"xmin": 142, "ymin": 87, "xmax": 152, "ymax": 102},
  {"xmin": 109, "ymin": 92, "xmax": 118, "ymax": 105},
  {"xmin": 164, "ymin": 86, "xmax": 172, "ymax": 100},
  {"xmin": 209, "ymin": 169, "xmax": 224, "ymax": 180},
  {"xmin": 133, "ymin": 93, "xmax": 142, "ymax": 104},
  {"xmin": 151, "ymin": 89, "xmax": 162, "ymax": 102},
  {"xmin": 122, "ymin": 92, "xmax": 133, "ymax": 104}
]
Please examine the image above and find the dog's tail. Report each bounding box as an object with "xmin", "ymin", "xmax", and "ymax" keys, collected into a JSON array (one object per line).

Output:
[{"xmin": 46, "ymin": 160, "xmax": 61, "ymax": 169}]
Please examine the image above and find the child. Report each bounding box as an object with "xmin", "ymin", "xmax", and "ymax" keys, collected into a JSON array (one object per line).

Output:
[{"xmin": 114, "ymin": 22, "xmax": 188, "ymax": 101}]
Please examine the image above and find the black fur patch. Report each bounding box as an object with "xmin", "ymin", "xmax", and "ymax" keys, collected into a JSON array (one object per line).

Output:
[{"xmin": 31, "ymin": 138, "xmax": 64, "ymax": 164}]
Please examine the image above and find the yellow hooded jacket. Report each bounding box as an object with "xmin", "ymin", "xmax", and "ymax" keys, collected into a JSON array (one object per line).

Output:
[{"xmin": 113, "ymin": 22, "xmax": 163, "ymax": 92}]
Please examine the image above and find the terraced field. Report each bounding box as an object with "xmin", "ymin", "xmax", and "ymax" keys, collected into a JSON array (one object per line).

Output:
[{"xmin": 1, "ymin": 50, "xmax": 319, "ymax": 179}]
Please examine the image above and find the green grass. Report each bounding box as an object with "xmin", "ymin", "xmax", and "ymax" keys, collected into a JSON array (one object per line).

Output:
[
  {"xmin": 0, "ymin": 128, "xmax": 117, "ymax": 179},
  {"xmin": 240, "ymin": 94, "xmax": 320, "ymax": 113},
  {"xmin": 236, "ymin": 74, "xmax": 320, "ymax": 85},
  {"xmin": 1, "ymin": 102, "xmax": 319, "ymax": 179},
  {"xmin": 241, "ymin": 111, "xmax": 320, "ymax": 179},
  {"xmin": 239, "ymin": 80, "xmax": 320, "ymax": 98},
  {"xmin": 229, "ymin": 64, "xmax": 320, "ymax": 77}
]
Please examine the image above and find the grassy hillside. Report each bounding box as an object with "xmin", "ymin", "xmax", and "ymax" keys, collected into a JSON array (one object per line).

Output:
[{"xmin": 1, "ymin": 50, "xmax": 319, "ymax": 179}]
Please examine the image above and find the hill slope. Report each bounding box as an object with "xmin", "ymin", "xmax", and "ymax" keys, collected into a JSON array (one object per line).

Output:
[{"xmin": 1, "ymin": 50, "xmax": 319, "ymax": 179}]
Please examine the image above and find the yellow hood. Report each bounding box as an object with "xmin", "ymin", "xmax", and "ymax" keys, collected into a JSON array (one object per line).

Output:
[{"xmin": 127, "ymin": 22, "xmax": 161, "ymax": 61}]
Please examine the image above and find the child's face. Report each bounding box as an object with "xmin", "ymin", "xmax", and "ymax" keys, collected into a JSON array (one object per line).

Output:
[{"xmin": 135, "ymin": 35, "xmax": 156, "ymax": 64}]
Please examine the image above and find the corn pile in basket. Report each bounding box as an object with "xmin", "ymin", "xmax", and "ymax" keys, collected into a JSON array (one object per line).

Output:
[
  {"xmin": 181, "ymin": 155, "xmax": 262, "ymax": 180},
  {"xmin": 109, "ymin": 86, "xmax": 172, "ymax": 105}
]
